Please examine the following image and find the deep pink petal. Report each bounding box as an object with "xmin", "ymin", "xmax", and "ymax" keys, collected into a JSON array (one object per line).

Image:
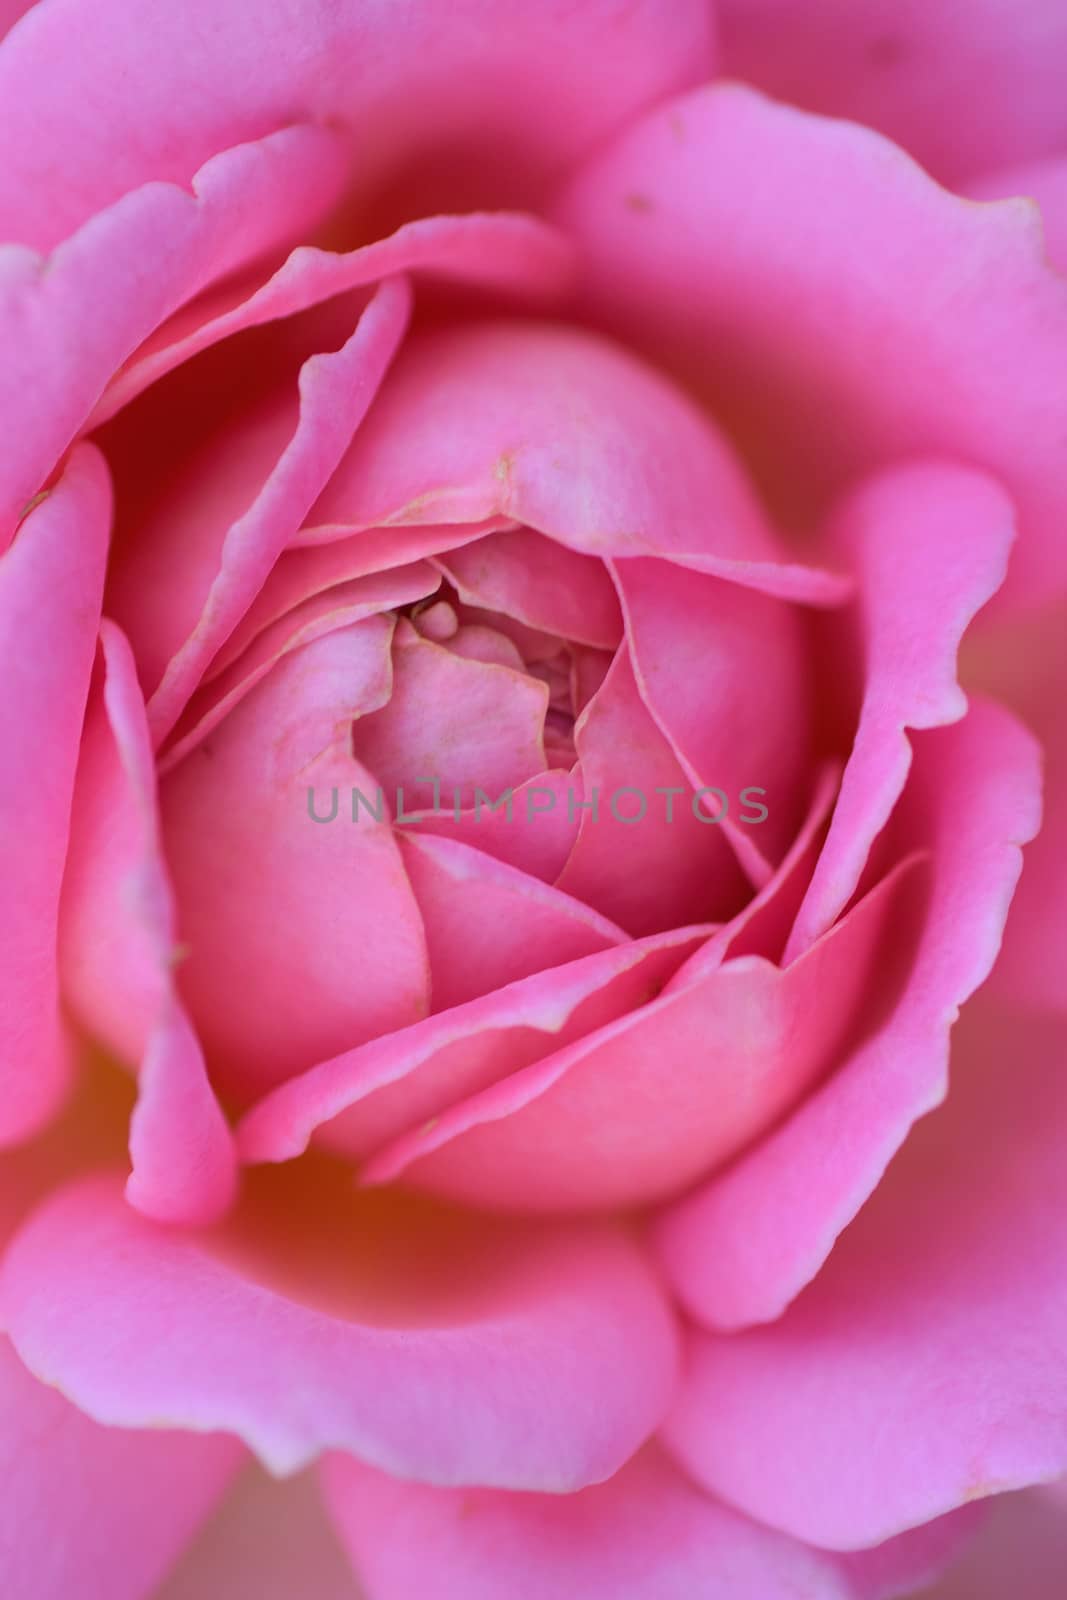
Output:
[
  {"xmin": 60, "ymin": 621, "xmax": 236, "ymax": 1224},
  {"xmin": 614, "ymin": 555, "xmax": 811, "ymax": 866},
  {"xmin": 785, "ymin": 461, "xmax": 1014, "ymax": 960},
  {"xmin": 716, "ymin": 0, "xmax": 1067, "ymax": 186},
  {"xmin": 555, "ymin": 644, "xmax": 748, "ymax": 934},
  {"xmin": 160, "ymin": 622, "xmax": 431, "ymax": 1100},
  {"xmin": 964, "ymin": 152, "xmax": 1067, "ymax": 271},
  {"xmin": 0, "ymin": 0, "xmax": 713, "ymax": 249},
  {"xmin": 435, "ymin": 526, "xmax": 622, "ymax": 649},
  {"xmin": 399, "ymin": 832, "xmax": 626, "ymax": 1012},
  {"xmin": 237, "ymin": 930, "xmax": 706, "ymax": 1167},
  {"xmin": 361, "ymin": 857, "xmax": 923, "ymax": 1212},
  {"xmin": 0, "ymin": 445, "xmax": 109, "ymax": 1144},
  {"xmin": 0, "ymin": 1334, "xmax": 243, "ymax": 1600},
  {"xmin": 321, "ymin": 1446, "xmax": 981, "ymax": 1600},
  {"xmin": 0, "ymin": 125, "xmax": 349, "ymax": 544},
  {"xmin": 110, "ymin": 276, "xmax": 412, "ymax": 746},
  {"xmin": 154, "ymin": 1466, "xmax": 358, "ymax": 1600},
  {"xmin": 94, "ymin": 213, "xmax": 575, "ymax": 426},
  {"xmin": 352, "ymin": 630, "xmax": 549, "ymax": 807},
  {"xmin": 159, "ymin": 563, "xmax": 441, "ymax": 772},
  {"xmin": 661, "ymin": 994, "xmax": 1067, "ymax": 1549},
  {"xmin": 554, "ymin": 84, "xmax": 1067, "ymax": 610},
  {"xmin": 401, "ymin": 767, "xmax": 582, "ymax": 884},
  {"xmin": 654, "ymin": 698, "xmax": 1040, "ymax": 1331},
  {"xmin": 310, "ymin": 321, "xmax": 849, "ymax": 600},
  {"xmin": 2, "ymin": 1173, "xmax": 679, "ymax": 1490},
  {"xmin": 920, "ymin": 1480, "xmax": 1067, "ymax": 1600}
]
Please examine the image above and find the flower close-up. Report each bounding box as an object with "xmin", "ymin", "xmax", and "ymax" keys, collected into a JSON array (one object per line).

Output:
[{"xmin": 2, "ymin": 3, "xmax": 1067, "ymax": 1596}]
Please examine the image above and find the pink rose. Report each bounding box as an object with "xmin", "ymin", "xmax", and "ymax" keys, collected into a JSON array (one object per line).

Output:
[{"xmin": 2, "ymin": 3, "xmax": 1065, "ymax": 1596}]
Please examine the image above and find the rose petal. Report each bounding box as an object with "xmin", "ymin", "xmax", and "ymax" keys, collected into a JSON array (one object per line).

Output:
[
  {"xmin": 0, "ymin": 445, "xmax": 109, "ymax": 1144},
  {"xmin": 237, "ymin": 929, "xmax": 706, "ymax": 1167},
  {"xmin": 405, "ymin": 768, "xmax": 582, "ymax": 883},
  {"xmin": 353, "ymin": 630, "xmax": 550, "ymax": 807},
  {"xmin": 0, "ymin": 125, "xmax": 349, "ymax": 544},
  {"xmin": 661, "ymin": 995, "xmax": 1067, "ymax": 1549},
  {"xmin": 109, "ymin": 275, "xmax": 412, "ymax": 745},
  {"xmin": 653, "ymin": 697, "xmax": 1041, "ymax": 1331},
  {"xmin": 94, "ymin": 213, "xmax": 575, "ymax": 425},
  {"xmin": 321, "ymin": 1445, "xmax": 981, "ymax": 1600},
  {"xmin": 398, "ymin": 831, "xmax": 627, "ymax": 1012},
  {"xmin": 434, "ymin": 526, "xmax": 622, "ymax": 649},
  {"xmin": 919, "ymin": 1480, "xmax": 1067, "ymax": 1600},
  {"xmin": 785, "ymin": 461, "xmax": 1014, "ymax": 961},
  {"xmin": 2, "ymin": 1172, "xmax": 679, "ymax": 1489},
  {"xmin": 361, "ymin": 855, "xmax": 924, "ymax": 1212},
  {"xmin": 155, "ymin": 1466, "xmax": 358, "ymax": 1600},
  {"xmin": 964, "ymin": 152, "xmax": 1067, "ymax": 272},
  {"xmin": 309, "ymin": 320, "xmax": 850, "ymax": 601},
  {"xmin": 160, "ymin": 621, "xmax": 431, "ymax": 1100},
  {"xmin": 59, "ymin": 620, "xmax": 237, "ymax": 1224},
  {"xmin": 554, "ymin": 84, "xmax": 1067, "ymax": 610},
  {"xmin": 0, "ymin": 1334, "xmax": 243, "ymax": 1600},
  {"xmin": 555, "ymin": 644, "xmax": 749, "ymax": 934},
  {"xmin": 0, "ymin": 0, "xmax": 714, "ymax": 248}
]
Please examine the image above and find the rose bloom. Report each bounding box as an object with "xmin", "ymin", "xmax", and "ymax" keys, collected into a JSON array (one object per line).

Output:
[{"xmin": 3, "ymin": 1, "xmax": 1067, "ymax": 1596}]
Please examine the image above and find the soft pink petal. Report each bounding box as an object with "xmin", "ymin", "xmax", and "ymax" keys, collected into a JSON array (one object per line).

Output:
[
  {"xmin": 0, "ymin": 445, "xmax": 109, "ymax": 1144},
  {"xmin": 554, "ymin": 84, "xmax": 1067, "ymax": 611},
  {"xmin": 785, "ymin": 461, "xmax": 1014, "ymax": 961},
  {"xmin": 0, "ymin": 0, "xmax": 713, "ymax": 250},
  {"xmin": 321, "ymin": 1445, "xmax": 981, "ymax": 1600},
  {"xmin": 362, "ymin": 855, "xmax": 923, "ymax": 1212},
  {"xmin": 402, "ymin": 767, "xmax": 582, "ymax": 883},
  {"xmin": 716, "ymin": 0, "xmax": 1067, "ymax": 186},
  {"xmin": 199, "ymin": 521, "xmax": 506, "ymax": 683},
  {"xmin": 614, "ymin": 555, "xmax": 811, "ymax": 866},
  {"xmin": 398, "ymin": 832, "xmax": 627, "ymax": 1012},
  {"xmin": 160, "ymin": 621, "xmax": 430, "ymax": 1100},
  {"xmin": 110, "ymin": 276, "xmax": 412, "ymax": 746},
  {"xmin": 555, "ymin": 644, "xmax": 748, "ymax": 934},
  {"xmin": 920, "ymin": 1480, "xmax": 1067, "ymax": 1600},
  {"xmin": 2, "ymin": 1172, "xmax": 678, "ymax": 1489},
  {"xmin": 59, "ymin": 621, "xmax": 236, "ymax": 1224},
  {"xmin": 964, "ymin": 152, "xmax": 1067, "ymax": 271},
  {"xmin": 352, "ymin": 630, "xmax": 549, "ymax": 807},
  {"xmin": 94, "ymin": 213, "xmax": 575, "ymax": 426},
  {"xmin": 653, "ymin": 698, "xmax": 1040, "ymax": 1331},
  {"xmin": 155, "ymin": 1466, "xmax": 360, "ymax": 1600},
  {"xmin": 310, "ymin": 321, "xmax": 849, "ymax": 600},
  {"xmin": 159, "ymin": 563, "xmax": 441, "ymax": 772},
  {"xmin": 237, "ymin": 930, "xmax": 706, "ymax": 1168},
  {"xmin": 661, "ymin": 994, "xmax": 1067, "ymax": 1549},
  {"xmin": 960, "ymin": 600, "xmax": 1067, "ymax": 1012},
  {"xmin": 0, "ymin": 125, "xmax": 349, "ymax": 544},
  {"xmin": 434, "ymin": 526, "xmax": 622, "ymax": 649},
  {"xmin": 0, "ymin": 1334, "xmax": 243, "ymax": 1600}
]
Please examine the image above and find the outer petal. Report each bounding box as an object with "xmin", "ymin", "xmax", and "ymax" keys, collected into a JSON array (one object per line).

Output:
[
  {"xmin": 160, "ymin": 621, "xmax": 431, "ymax": 1100},
  {"xmin": 554, "ymin": 84, "xmax": 1067, "ymax": 611},
  {"xmin": 715, "ymin": 0, "xmax": 1067, "ymax": 186},
  {"xmin": 0, "ymin": 1334, "xmax": 242, "ymax": 1600},
  {"xmin": 309, "ymin": 321, "xmax": 850, "ymax": 600},
  {"xmin": 1, "ymin": 1172, "xmax": 679, "ymax": 1490},
  {"xmin": 0, "ymin": 125, "xmax": 349, "ymax": 544},
  {"xmin": 0, "ymin": 445, "xmax": 109, "ymax": 1144},
  {"xmin": 359, "ymin": 856, "xmax": 923, "ymax": 1212},
  {"xmin": 0, "ymin": 0, "xmax": 714, "ymax": 248},
  {"xmin": 661, "ymin": 995, "xmax": 1067, "ymax": 1549},
  {"xmin": 785, "ymin": 461, "xmax": 1014, "ymax": 960},
  {"xmin": 964, "ymin": 152, "xmax": 1067, "ymax": 271},
  {"xmin": 59, "ymin": 621, "xmax": 237, "ymax": 1225},
  {"xmin": 653, "ymin": 698, "xmax": 1041, "ymax": 1331},
  {"xmin": 320, "ymin": 1446, "xmax": 982, "ymax": 1600}
]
